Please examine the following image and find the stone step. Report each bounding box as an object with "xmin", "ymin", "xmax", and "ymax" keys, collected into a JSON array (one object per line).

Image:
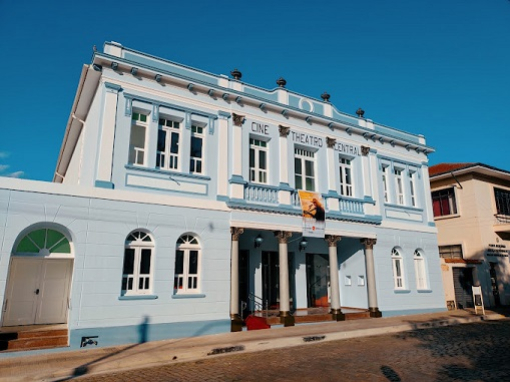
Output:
[{"xmin": 17, "ymin": 329, "xmax": 68, "ymax": 339}]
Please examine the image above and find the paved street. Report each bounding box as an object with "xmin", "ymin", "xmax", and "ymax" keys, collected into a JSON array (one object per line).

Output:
[{"xmin": 75, "ymin": 320, "xmax": 510, "ymax": 382}]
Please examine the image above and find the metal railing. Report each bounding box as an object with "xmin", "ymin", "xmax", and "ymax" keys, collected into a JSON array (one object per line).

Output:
[{"xmin": 246, "ymin": 293, "xmax": 269, "ymax": 318}]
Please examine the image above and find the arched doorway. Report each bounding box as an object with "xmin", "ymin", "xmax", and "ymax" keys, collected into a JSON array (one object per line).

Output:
[{"xmin": 3, "ymin": 228, "xmax": 73, "ymax": 327}]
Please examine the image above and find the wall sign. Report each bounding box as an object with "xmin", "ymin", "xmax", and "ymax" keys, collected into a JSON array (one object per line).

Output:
[
  {"xmin": 487, "ymin": 244, "xmax": 509, "ymax": 257},
  {"xmin": 291, "ymin": 131, "xmax": 323, "ymax": 148},
  {"xmin": 251, "ymin": 122, "xmax": 270, "ymax": 135}
]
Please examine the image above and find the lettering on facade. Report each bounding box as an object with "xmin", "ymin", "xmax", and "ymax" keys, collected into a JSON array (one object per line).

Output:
[
  {"xmin": 251, "ymin": 122, "xmax": 270, "ymax": 135},
  {"xmin": 291, "ymin": 131, "xmax": 323, "ymax": 147},
  {"xmin": 335, "ymin": 142, "xmax": 360, "ymax": 156},
  {"xmin": 487, "ymin": 244, "xmax": 509, "ymax": 257}
]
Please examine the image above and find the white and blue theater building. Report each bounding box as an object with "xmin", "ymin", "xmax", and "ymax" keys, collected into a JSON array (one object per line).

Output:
[{"xmin": 0, "ymin": 42, "xmax": 445, "ymax": 354}]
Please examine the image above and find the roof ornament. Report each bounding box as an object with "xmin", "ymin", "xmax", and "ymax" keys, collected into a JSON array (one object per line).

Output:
[
  {"xmin": 276, "ymin": 77, "xmax": 287, "ymax": 88},
  {"xmin": 356, "ymin": 108, "xmax": 365, "ymax": 118},
  {"xmin": 321, "ymin": 92, "xmax": 331, "ymax": 102},
  {"xmin": 230, "ymin": 69, "xmax": 242, "ymax": 80}
]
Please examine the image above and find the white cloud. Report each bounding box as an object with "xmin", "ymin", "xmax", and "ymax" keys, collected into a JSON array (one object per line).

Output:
[
  {"xmin": 0, "ymin": 164, "xmax": 9, "ymax": 172},
  {"xmin": 7, "ymin": 171, "xmax": 24, "ymax": 178}
]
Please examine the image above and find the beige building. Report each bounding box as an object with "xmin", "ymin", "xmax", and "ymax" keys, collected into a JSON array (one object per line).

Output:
[{"xmin": 429, "ymin": 163, "xmax": 510, "ymax": 309}]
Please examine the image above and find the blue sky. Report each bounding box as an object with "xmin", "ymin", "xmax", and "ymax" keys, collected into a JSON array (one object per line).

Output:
[{"xmin": 0, "ymin": 0, "xmax": 509, "ymax": 181}]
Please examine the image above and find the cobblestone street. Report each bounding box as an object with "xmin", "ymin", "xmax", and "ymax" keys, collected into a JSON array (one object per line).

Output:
[{"xmin": 76, "ymin": 320, "xmax": 510, "ymax": 382}]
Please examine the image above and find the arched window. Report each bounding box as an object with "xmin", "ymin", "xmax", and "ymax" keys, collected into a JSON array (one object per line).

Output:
[
  {"xmin": 414, "ymin": 249, "xmax": 428, "ymax": 290},
  {"xmin": 121, "ymin": 230, "xmax": 154, "ymax": 296},
  {"xmin": 391, "ymin": 247, "xmax": 405, "ymax": 289},
  {"xmin": 174, "ymin": 234, "xmax": 200, "ymax": 294},
  {"xmin": 16, "ymin": 228, "xmax": 70, "ymax": 256}
]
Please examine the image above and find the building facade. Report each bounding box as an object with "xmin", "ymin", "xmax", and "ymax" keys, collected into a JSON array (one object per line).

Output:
[
  {"xmin": 430, "ymin": 163, "xmax": 510, "ymax": 310},
  {"xmin": 0, "ymin": 42, "xmax": 445, "ymax": 354}
]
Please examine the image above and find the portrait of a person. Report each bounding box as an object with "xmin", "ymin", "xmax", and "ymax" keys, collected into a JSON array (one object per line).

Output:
[{"xmin": 304, "ymin": 198, "xmax": 325, "ymax": 222}]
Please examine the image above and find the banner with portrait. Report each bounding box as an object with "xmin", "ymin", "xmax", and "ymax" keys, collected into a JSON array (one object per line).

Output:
[{"xmin": 298, "ymin": 190, "xmax": 325, "ymax": 238}]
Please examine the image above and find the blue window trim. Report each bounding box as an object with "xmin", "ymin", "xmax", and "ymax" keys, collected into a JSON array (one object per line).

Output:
[
  {"xmin": 417, "ymin": 289, "xmax": 433, "ymax": 293},
  {"xmin": 393, "ymin": 289, "xmax": 411, "ymax": 294},
  {"xmin": 118, "ymin": 295, "xmax": 159, "ymax": 300},
  {"xmin": 172, "ymin": 294, "xmax": 206, "ymax": 299}
]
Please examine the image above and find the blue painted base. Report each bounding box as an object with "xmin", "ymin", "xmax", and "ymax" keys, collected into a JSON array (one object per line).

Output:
[{"xmin": 382, "ymin": 307, "xmax": 447, "ymax": 318}]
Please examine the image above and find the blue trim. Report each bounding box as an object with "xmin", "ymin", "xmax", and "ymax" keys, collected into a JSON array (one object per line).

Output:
[
  {"xmin": 278, "ymin": 182, "xmax": 293, "ymax": 191},
  {"xmin": 172, "ymin": 294, "xmax": 206, "ymax": 299},
  {"xmin": 125, "ymin": 165, "xmax": 212, "ymax": 181},
  {"xmin": 393, "ymin": 289, "xmax": 411, "ymax": 294},
  {"xmin": 417, "ymin": 289, "xmax": 433, "ymax": 293},
  {"xmin": 104, "ymin": 82, "xmax": 122, "ymax": 92},
  {"xmin": 326, "ymin": 211, "xmax": 382, "ymax": 224},
  {"xmin": 152, "ymin": 103, "xmax": 159, "ymax": 122},
  {"xmin": 218, "ymin": 110, "xmax": 231, "ymax": 118},
  {"xmin": 369, "ymin": 148, "xmax": 378, "ymax": 153},
  {"xmin": 125, "ymin": 97, "xmax": 132, "ymax": 116},
  {"xmin": 324, "ymin": 190, "xmax": 341, "ymax": 198},
  {"xmin": 382, "ymin": 307, "xmax": 447, "ymax": 318},
  {"xmin": 216, "ymin": 195, "xmax": 229, "ymax": 202},
  {"xmin": 208, "ymin": 117, "xmax": 214, "ymax": 134},
  {"xmin": 428, "ymin": 222, "xmax": 436, "ymax": 227},
  {"xmin": 247, "ymin": 182, "xmax": 280, "ymax": 191},
  {"xmin": 124, "ymin": 172, "xmax": 209, "ymax": 196},
  {"xmin": 95, "ymin": 180, "xmax": 114, "ymax": 189},
  {"xmin": 123, "ymin": 93, "xmax": 219, "ymax": 121},
  {"xmin": 229, "ymin": 175, "xmax": 247, "ymax": 185},
  {"xmin": 363, "ymin": 196, "xmax": 376, "ymax": 205},
  {"xmin": 185, "ymin": 111, "xmax": 191, "ymax": 129},
  {"xmin": 384, "ymin": 203, "xmax": 424, "ymax": 213},
  {"xmin": 118, "ymin": 295, "xmax": 158, "ymax": 300},
  {"xmin": 227, "ymin": 199, "xmax": 301, "ymax": 216}
]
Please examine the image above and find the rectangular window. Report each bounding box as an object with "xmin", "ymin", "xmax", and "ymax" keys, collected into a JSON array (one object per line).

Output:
[
  {"xmin": 432, "ymin": 188, "xmax": 458, "ymax": 217},
  {"xmin": 382, "ymin": 166, "xmax": 389, "ymax": 203},
  {"xmin": 439, "ymin": 245, "xmax": 463, "ymax": 259},
  {"xmin": 393, "ymin": 258, "xmax": 403, "ymax": 288},
  {"xmin": 394, "ymin": 168, "xmax": 404, "ymax": 205},
  {"xmin": 190, "ymin": 125, "xmax": 204, "ymax": 174},
  {"xmin": 295, "ymin": 148, "xmax": 315, "ymax": 191},
  {"xmin": 249, "ymin": 138, "xmax": 268, "ymax": 183},
  {"xmin": 409, "ymin": 172, "xmax": 416, "ymax": 207},
  {"xmin": 129, "ymin": 113, "xmax": 148, "ymax": 166},
  {"xmin": 339, "ymin": 157, "xmax": 353, "ymax": 197},
  {"xmin": 494, "ymin": 188, "xmax": 510, "ymax": 216},
  {"xmin": 156, "ymin": 118, "xmax": 180, "ymax": 170}
]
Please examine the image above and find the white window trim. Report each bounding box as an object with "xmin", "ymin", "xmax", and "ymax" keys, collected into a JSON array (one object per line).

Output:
[
  {"xmin": 157, "ymin": 117, "xmax": 182, "ymax": 171},
  {"xmin": 294, "ymin": 147, "xmax": 316, "ymax": 191},
  {"xmin": 382, "ymin": 165, "xmax": 389, "ymax": 203},
  {"xmin": 414, "ymin": 249, "xmax": 428, "ymax": 290},
  {"xmin": 339, "ymin": 156, "xmax": 353, "ymax": 197},
  {"xmin": 249, "ymin": 138, "xmax": 269, "ymax": 184},
  {"xmin": 121, "ymin": 231, "xmax": 154, "ymax": 296},
  {"xmin": 391, "ymin": 247, "xmax": 405, "ymax": 290},
  {"xmin": 129, "ymin": 112, "xmax": 149, "ymax": 167},
  {"xmin": 409, "ymin": 171, "xmax": 417, "ymax": 207},
  {"xmin": 394, "ymin": 168, "xmax": 405, "ymax": 205},
  {"xmin": 190, "ymin": 124, "xmax": 205, "ymax": 175},
  {"xmin": 174, "ymin": 235, "xmax": 201, "ymax": 295}
]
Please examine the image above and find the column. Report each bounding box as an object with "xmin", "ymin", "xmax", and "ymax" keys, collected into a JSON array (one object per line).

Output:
[
  {"xmin": 278, "ymin": 125, "xmax": 292, "ymax": 205},
  {"xmin": 361, "ymin": 238, "xmax": 382, "ymax": 317},
  {"xmin": 230, "ymin": 227, "xmax": 244, "ymax": 332},
  {"xmin": 326, "ymin": 235, "xmax": 345, "ymax": 321},
  {"xmin": 95, "ymin": 81, "xmax": 121, "ymax": 188},
  {"xmin": 275, "ymin": 231, "xmax": 294, "ymax": 326}
]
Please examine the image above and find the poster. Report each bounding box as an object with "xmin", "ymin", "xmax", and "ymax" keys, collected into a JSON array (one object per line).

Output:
[{"xmin": 298, "ymin": 190, "xmax": 325, "ymax": 238}]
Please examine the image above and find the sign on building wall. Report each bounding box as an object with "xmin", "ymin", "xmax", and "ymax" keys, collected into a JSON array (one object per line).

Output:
[
  {"xmin": 486, "ymin": 244, "xmax": 509, "ymax": 258},
  {"xmin": 298, "ymin": 190, "xmax": 325, "ymax": 238}
]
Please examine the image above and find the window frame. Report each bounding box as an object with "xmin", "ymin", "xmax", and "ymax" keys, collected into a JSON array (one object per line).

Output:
[
  {"xmin": 190, "ymin": 124, "xmax": 205, "ymax": 174},
  {"xmin": 414, "ymin": 249, "xmax": 428, "ymax": 290},
  {"xmin": 294, "ymin": 147, "xmax": 316, "ymax": 191},
  {"xmin": 338, "ymin": 156, "xmax": 353, "ymax": 197},
  {"xmin": 129, "ymin": 112, "xmax": 149, "ymax": 166},
  {"xmin": 409, "ymin": 171, "xmax": 417, "ymax": 207},
  {"xmin": 174, "ymin": 234, "xmax": 201, "ymax": 295},
  {"xmin": 121, "ymin": 230, "xmax": 154, "ymax": 296},
  {"xmin": 381, "ymin": 165, "xmax": 389, "ymax": 203},
  {"xmin": 156, "ymin": 117, "xmax": 181, "ymax": 171},
  {"xmin": 432, "ymin": 187, "xmax": 458, "ymax": 217},
  {"xmin": 249, "ymin": 137, "xmax": 269, "ymax": 184},
  {"xmin": 391, "ymin": 247, "xmax": 405, "ymax": 290},
  {"xmin": 494, "ymin": 187, "xmax": 510, "ymax": 216},
  {"xmin": 394, "ymin": 168, "xmax": 405, "ymax": 205},
  {"xmin": 439, "ymin": 244, "xmax": 463, "ymax": 260}
]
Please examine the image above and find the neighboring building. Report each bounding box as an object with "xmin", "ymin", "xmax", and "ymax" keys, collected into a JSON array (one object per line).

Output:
[
  {"xmin": 0, "ymin": 42, "xmax": 445, "ymax": 355},
  {"xmin": 430, "ymin": 163, "xmax": 510, "ymax": 310}
]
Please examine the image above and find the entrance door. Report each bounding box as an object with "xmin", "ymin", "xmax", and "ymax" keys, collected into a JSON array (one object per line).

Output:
[
  {"xmin": 452, "ymin": 267, "xmax": 474, "ymax": 309},
  {"xmin": 262, "ymin": 252, "xmax": 279, "ymax": 310},
  {"xmin": 306, "ymin": 253, "xmax": 330, "ymax": 308},
  {"xmin": 489, "ymin": 263, "xmax": 501, "ymax": 306},
  {"xmin": 3, "ymin": 258, "xmax": 72, "ymax": 326}
]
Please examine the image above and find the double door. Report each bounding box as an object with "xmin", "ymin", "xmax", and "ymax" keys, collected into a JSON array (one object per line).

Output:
[{"xmin": 3, "ymin": 257, "xmax": 72, "ymax": 326}]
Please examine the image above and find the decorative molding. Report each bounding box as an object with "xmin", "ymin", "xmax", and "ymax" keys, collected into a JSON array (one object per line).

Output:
[
  {"xmin": 326, "ymin": 137, "xmax": 336, "ymax": 148},
  {"xmin": 218, "ymin": 110, "xmax": 231, "ymax": 119},
  {"xmin": 231, "ymin": 227, "xmax": 244, "ymax": 241},
  {"xmin": 274, "ymin": 231, "xmax": 292, "ymax": 244},
  {"xmin": 235, "ymin": 96, "xmax": 243, "ymax": 104},
  {"xmin": 152, "ymin": 104, "xmax": 159, "ymax": 122},
  {"xmin": 222, "ymin": 93, "xmax": 230, "ymax": 100},
  {"xmin": 325, "ymin": 235, "xmax": 341, "ymax": 247},
  {"xmin": 281, "ymin": 109, "xmax": 289, "ymax": 117},
  {"xmin": 187, "ymin": 83, "xmax": 194, "ymax": 91},
  {"xmin": 279, "ymin": 125, "xmax": 290, "ymax": 137},
  {"xmin": 124, "ymin": 97, "xmax": 133, "ymax": 116},
  {"xmin": 232, "ymin": 113, "xmax": 245, "ymax": 127},
  {"xmin": 361, "ymin": 145, "xmax": 370, "ymax": 156},
  {"xmin": 208, "ymin": 89, "xmax": 215, "ymax": 97},
  {"xmin": 104, "ymin": 82, "xmax": 122, "ymax": 93},
  {"xmin": 229, "ymin": 175, "xmax": 247, "ymax": 185},
  {"xmin": 95, "ymin": 180, "xmax": 114, "ymax": 189},
  {"xmin": 259, "ymin": 103, "xmax": 267, "ymax": 111},
  {"xmin": 360, "ymin": 238, "xmax": 377, "ymax": 249},
  {"xmin": 185, "ymin": 112, "xmax": 191, "ymax": 129},
  {"xmin": 208, "ymin": 117, "xmax": 214, "ymax": 134}
]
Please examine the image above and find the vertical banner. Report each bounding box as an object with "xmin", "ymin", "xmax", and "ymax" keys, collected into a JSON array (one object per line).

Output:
[{"xmin": 298, "ymin": 190, "xmax": 325, "ymax": 238}]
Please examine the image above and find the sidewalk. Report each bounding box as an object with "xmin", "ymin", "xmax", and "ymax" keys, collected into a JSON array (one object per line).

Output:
[{"xmin": 0, "ymin": 309, "xmax": 507, "ymax": 382}]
